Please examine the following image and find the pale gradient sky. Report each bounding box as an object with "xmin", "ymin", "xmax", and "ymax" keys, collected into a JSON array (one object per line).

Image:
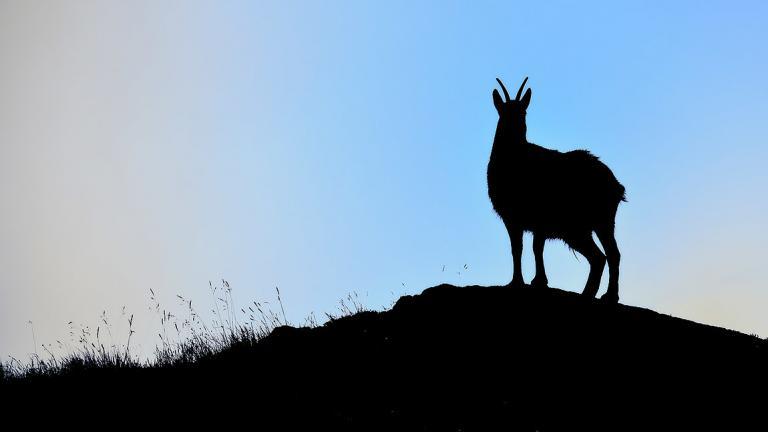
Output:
[{"xmin": 1, "ymin": 1, "xmax": 767, "ymax": 359}]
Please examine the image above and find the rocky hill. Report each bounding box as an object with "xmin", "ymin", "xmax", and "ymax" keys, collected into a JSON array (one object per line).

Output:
[{"xmin": 6, "ymin": 284, "xmax": 767, "ymax": 430}]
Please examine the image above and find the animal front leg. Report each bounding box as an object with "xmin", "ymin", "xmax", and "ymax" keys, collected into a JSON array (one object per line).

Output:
[
  {"xmin": 505, "ymin": 223, "xmax": 524, "ymax": 288},
  {"xmin": 531, "ymin": 233, "xmax": 548, "ymax": 288}
]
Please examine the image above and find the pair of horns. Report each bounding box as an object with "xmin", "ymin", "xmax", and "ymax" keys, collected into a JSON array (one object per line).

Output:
[{"xmin": 496, "ymin": 77, "xmax": 528, "ymax": 102}]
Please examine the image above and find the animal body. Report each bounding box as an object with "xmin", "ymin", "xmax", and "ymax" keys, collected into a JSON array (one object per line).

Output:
[{"xmin": 487, "ymin": 77, "xmax": 625, "ymax": 302}]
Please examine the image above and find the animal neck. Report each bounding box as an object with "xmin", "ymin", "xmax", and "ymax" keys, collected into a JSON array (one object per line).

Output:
[{"xmin": 493, "ymin": 120, "xmax": 527, "ymax": 148}]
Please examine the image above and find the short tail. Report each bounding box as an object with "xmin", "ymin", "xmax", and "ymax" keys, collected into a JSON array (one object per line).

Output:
[{"xmin": 617, "ymin": 183, "xmax": 627, "ymax": 203}]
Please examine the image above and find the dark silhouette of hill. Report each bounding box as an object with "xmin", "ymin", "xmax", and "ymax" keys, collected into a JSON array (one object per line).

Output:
[{"xmin": 5, "ymin": 284, "xmax": 767, "ymax": 429}]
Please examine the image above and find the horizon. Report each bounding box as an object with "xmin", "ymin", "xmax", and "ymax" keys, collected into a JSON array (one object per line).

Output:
[{"xmin": 1, "ymin": 1, "xmax": 768, "ymax": 360}]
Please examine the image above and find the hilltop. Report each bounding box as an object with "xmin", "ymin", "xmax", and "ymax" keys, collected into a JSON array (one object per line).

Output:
[{"xmin": 5, "ymin": 284, "xmax": 767, "ymax": 429}]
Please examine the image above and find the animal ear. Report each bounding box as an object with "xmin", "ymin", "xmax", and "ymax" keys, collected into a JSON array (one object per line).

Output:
[
  {"xmin": 492, "ymin": 89, "xmax": 504, "ymax": 114},
  {"xmin": 521, "ymin": 88, "xmax": 532, "ymax": 110}
]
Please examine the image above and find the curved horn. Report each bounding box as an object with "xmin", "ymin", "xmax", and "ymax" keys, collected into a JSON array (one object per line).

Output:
[
  {"xmin": 496, "ymin": 78, "xmax": 511, "ymax": 102},
  {"xmin": 515, "ymin": 77, "xmax": 529, "ymax": 101}
]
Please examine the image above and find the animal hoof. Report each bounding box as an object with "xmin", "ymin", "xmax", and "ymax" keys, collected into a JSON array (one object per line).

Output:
[
  {"xmin": 530, "ymin": 277, "xmax": 548, "ymax": 289},
  {"xmin": 600, "ymin": 292, "xmax": 619, "ymax": 304},
  {"xmin": 507, "ymin": 279, "xmax": 525, "ymax": 289}
]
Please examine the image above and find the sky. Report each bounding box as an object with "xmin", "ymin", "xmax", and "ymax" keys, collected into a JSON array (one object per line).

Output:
[{"xmin": 0, "ymin": 0, "xmax": 767, "ymax": 359}]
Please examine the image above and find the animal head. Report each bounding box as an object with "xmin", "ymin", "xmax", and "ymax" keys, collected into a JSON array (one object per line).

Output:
[{"xmin": 492, "ymin": 77, "xmax": 531, "ymax": 141}]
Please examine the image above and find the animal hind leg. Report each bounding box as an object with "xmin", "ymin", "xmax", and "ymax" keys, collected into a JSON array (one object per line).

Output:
[
  {"xmin": 596, "ymin": 226, "xmax": 620, "ymax": 303},
  {"xmin": 531, "ymin": 233, "xmax": 548, "ymax": 288},
  {"xmin": 568, "ymin": 234, "xmax": 606, "ymax": 298}
]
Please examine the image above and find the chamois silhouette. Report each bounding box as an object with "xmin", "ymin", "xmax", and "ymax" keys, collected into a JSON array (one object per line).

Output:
[{"xmin": 487, "ymin": 77, "xmax": 626, "ymax": 302}]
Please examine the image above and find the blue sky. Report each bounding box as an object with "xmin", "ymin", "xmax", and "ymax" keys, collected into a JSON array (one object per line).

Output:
[{"xmin": 0, "ymin": 1, "xmax": 767, "ymax": 358}]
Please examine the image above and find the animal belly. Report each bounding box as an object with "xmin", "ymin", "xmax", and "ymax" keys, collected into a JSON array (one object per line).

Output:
[{"xmin": 490, "ymin": 189, "xmax": 588, "ymax": 237}]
